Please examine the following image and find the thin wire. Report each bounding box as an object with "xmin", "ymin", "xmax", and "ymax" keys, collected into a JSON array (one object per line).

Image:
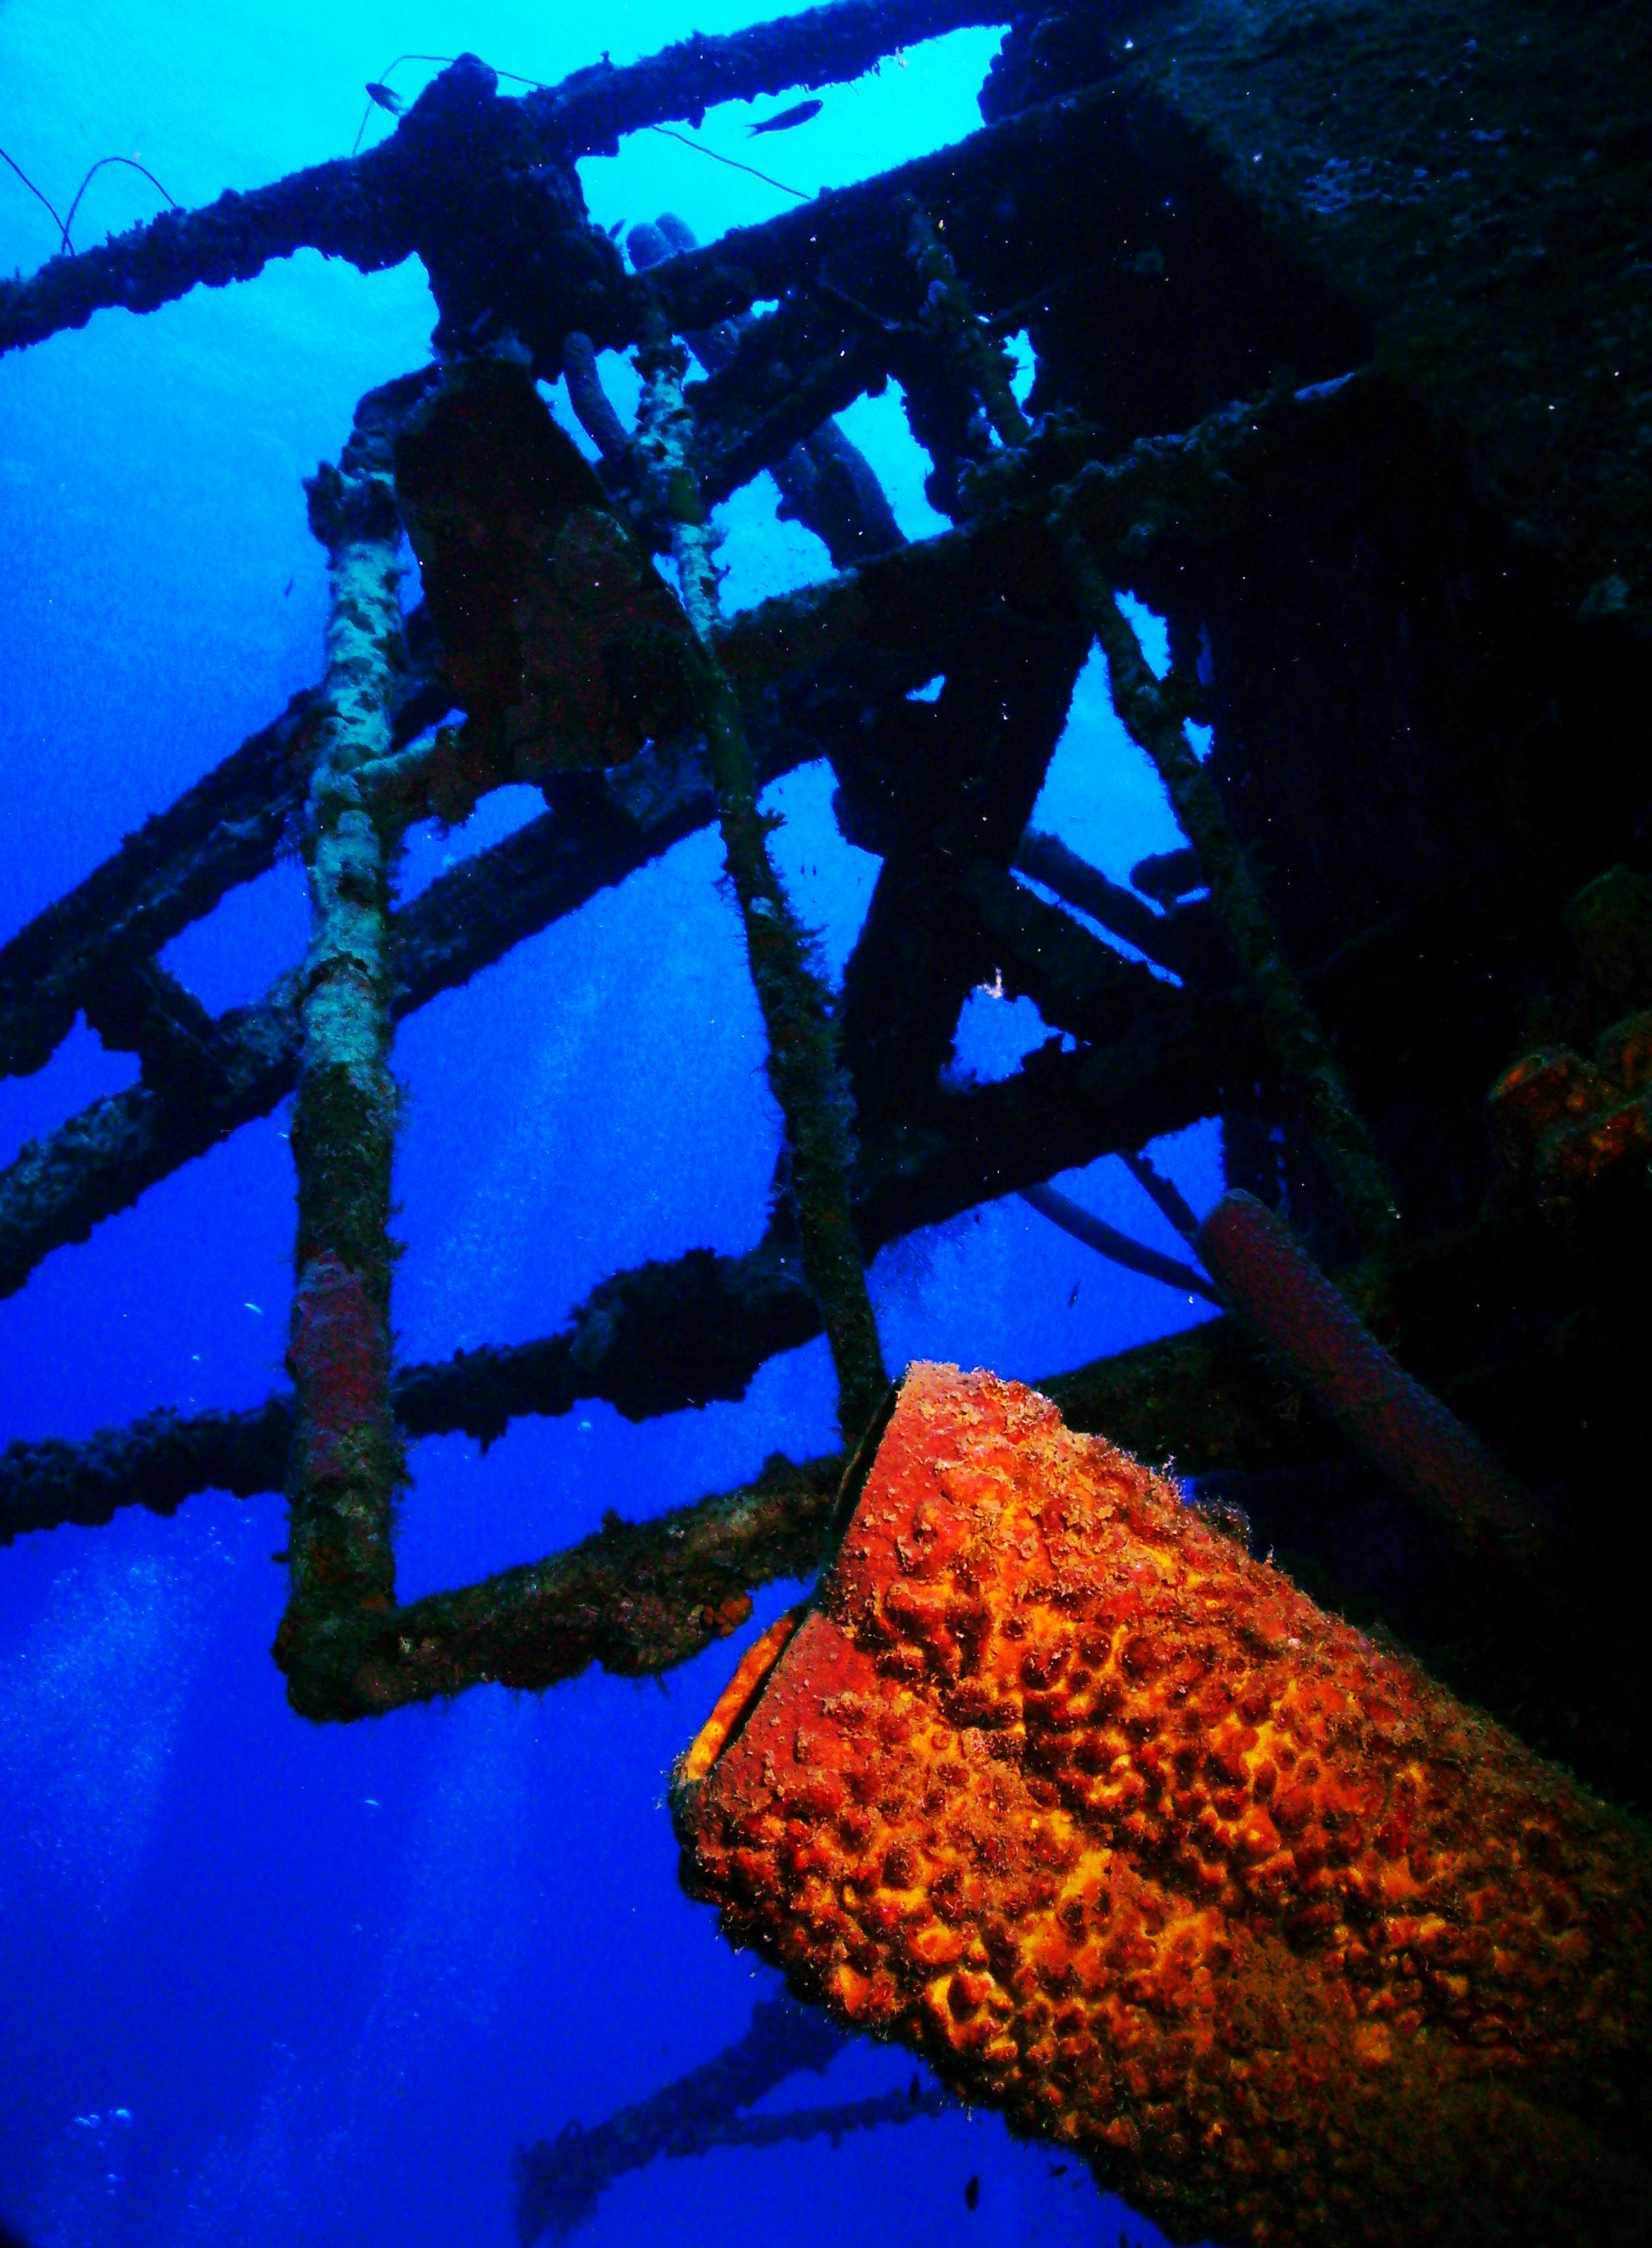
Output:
[
  {"xmin": 347, "ymin": 49, "xmax": 811, "ymax": 203},
  {"xmin": 7, "ymin": 49, "xmax": 808, "ymax": 273},
  {"xmin": 647, "ymin": 124, "xmax": 809, "ymax": 201},
  {"xmin": 61, "ymin": 157, "xmax": 181, "ymax": 254},
  {"xmin": 0, "ymin": 143, "xmax": 69, "ymax": 253},
  {"xmin": 2, "ymin": 144, "xmax": 179, "ymax": 257}
]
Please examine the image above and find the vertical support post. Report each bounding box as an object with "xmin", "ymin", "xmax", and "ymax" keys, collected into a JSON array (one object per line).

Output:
[
  {"xmin": 1060, "ymin": 520, "xmax": 1400, "ymax": 1256},
  {"xmin": 635, "ymin": 315, "xmax": 888, "ymax": 1445},
  {"xmin": 276, "ymin": 419, "xmax": 408, "ymax": 1698}
]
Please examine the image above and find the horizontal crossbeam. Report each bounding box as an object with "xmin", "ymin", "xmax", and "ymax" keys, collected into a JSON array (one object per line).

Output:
[{"xmin": 0, "ymin": 0, "xmax": 1014, "ymax": 360}]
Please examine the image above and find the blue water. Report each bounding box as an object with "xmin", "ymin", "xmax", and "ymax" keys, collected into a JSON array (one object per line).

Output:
[{"xmin": 0, "ymin": 3, "xmax": 1217, "ymax": 2240}]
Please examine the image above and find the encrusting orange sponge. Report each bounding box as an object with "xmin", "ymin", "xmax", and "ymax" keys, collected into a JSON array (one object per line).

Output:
[{"xmin": 674, "ymin": 1364, "xmax": 1652, "ymax": 2246}]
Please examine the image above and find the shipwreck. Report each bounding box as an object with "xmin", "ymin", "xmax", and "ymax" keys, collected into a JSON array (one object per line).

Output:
[{"xmin": 2, "ymin": 0, "xmax": 1649, "ymax": 2237}]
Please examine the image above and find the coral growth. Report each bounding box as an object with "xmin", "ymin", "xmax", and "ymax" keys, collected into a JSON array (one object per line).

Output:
[
  {"xmin": 677, "ymin": 1363, "xmax": 1652, "ymax": 2247},
  {"xmin": 1490, "ymin": 1017, "xmax": 1652, "ymax": 1213},
  {"xmin": 283, "ymin": 405, "xmax": 409, "ymax": 1651},
  {"xmin": 634, "ymin": 311, "xmax": 888, "ymax": 1445},
  {"xmin": 1491, "ymin": 867, "xmax": 1652, "ymax": 1217}
]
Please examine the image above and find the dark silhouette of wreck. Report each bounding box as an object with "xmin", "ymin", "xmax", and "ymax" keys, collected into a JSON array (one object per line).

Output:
[{"xmin": 513, "ymin": 1995, "xmax": 949, "ymax": 2241}]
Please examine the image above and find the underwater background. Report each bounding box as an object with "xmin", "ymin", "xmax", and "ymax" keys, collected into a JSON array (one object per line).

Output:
[{"xmin": 0, "ymin": 0, "xmax": 1222, "ymax": 2240}]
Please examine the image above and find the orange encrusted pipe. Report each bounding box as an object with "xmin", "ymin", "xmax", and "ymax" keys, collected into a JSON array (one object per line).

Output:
[
  {"xmin": 675, "ymin": 1363, "xmax": 1652, "ymax": 2248},
  {"xmin": 1196, "ymin": 1190, "xmax": 1544, "ymax": 1571}
]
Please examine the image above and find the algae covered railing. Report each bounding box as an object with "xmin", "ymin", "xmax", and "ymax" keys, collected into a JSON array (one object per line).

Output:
[{"xmin": 0, "ymin": 0, "xmax": 1608, "ymax": 1760}]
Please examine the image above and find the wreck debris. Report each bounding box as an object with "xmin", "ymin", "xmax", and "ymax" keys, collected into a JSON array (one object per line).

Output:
[
  {"xmin": 394, "ymin": 353, "xmax": 700, "ymax": 782},
  {"xmin": 278, "ymin": 390, "xmax": 412, "ymax": 1690},
  {"xmin": 676, "ymin": 1363, "xmax": 1652, "ymax": 2248},
  {"xmin": 1194, "ymin": 1191, "xmax": 1550, "ymax": 1597},
  {"xmin": 1019, "ymin": 1180, "xmax": 1219, "ymax": 1304},
  {"xmin": 515, "ymin": 1993, "xmax": 950, "ymax": 2243},
  {"xmin": 0, "ymin": 378, "xmax": 1344, "ymax": 1308},
  {"xmin": 0, "ymin": 0, "xmax": 1641, "ymax": 1854},
  {"xmin": 517, "ymin": 1994, "xmax": 855, "ymax": 2241},
  {"xmin": 0, "ymin": 684, "xmax": 318, "ymax": 1081},
  {"xmin": 636, "ymin": 306, "xmax": 888, "ymax": 1444},
  {"xmin": 1059, "ymin": 517, "xmax": 1398, "ymax": 1256},
  {"xmin": 1491, "ymin": 1019, "xmax": 1652, "ymax": 1218},
  {"xmin": 266, "ymin": 1451, "xmax": 841, "ymax": 1720},
  {"xmin": 904, "ymin": 199, "xmax": 1030, "ymax": 453},
  {"xmin": 1490, "ymin": 864, "xmax": 1652, "ymax": 1223},
  {"xmin": 0, "ymin": 0, "xmax": 1010, "ymax": 362},
  {"xmin": 0, "ymin": 7, "xmax": 1645, "ymax": 2230},
  {"xmin": 627, "ymin": 210, "xmax": 905, "ymax": 568},
  {"xmin": 517, "ymin": 1996, "xmax": 841, "ymax": 2240},
  {"xmin": 561, "ymin": 329, "xmax": 636, "ymax": 472}
]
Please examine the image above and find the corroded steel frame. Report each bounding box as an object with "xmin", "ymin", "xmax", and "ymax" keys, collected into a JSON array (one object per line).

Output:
[{"xmin": 0, "ymin": 3, "xmax": 1545, "ymax": 1733}]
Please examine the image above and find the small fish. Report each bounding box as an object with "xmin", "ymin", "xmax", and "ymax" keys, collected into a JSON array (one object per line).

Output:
[
  {"xmin": 748, "ymin": 98, "xmax": 822, "ymax": 136},
  {"xmin": 606, "ymin": 219, "xmax": 625, "ymax": 238},
  {"xmin": 965, "ymin": 2177, "xmax": 980, "ymax": 2212},
  {"xmin": 365, "ymin": 81, "xmax": 404, "ymax": 115}
]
